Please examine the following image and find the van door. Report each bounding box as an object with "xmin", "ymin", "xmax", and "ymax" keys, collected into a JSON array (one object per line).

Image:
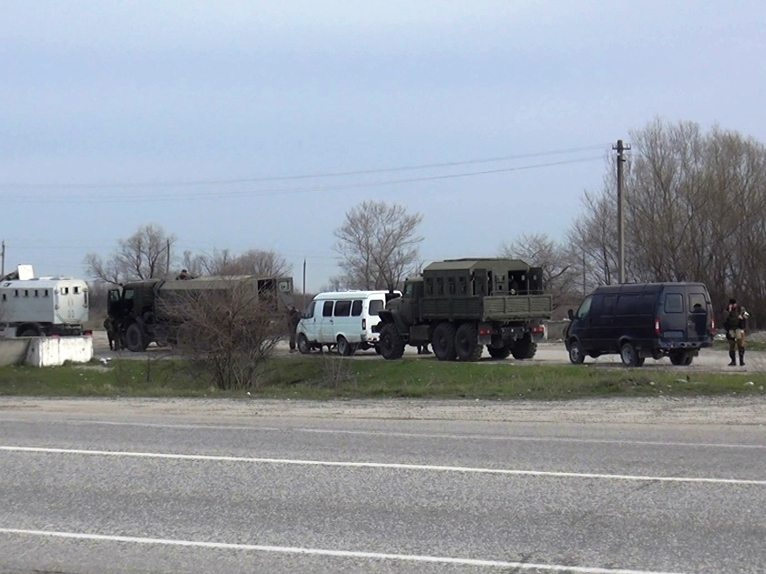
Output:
[
  {"xmin": 571, "ymin": 295, "xmax": 596, "ymax": 351},
  {"xmin": 300, "ymin": 301, "xmax": 319, "ymax": 343},
  {"xmin": 319, "ymin": 300, "xmax": 336, "ymax": 343},
  {"xmin": 659, "ymin": 288, "xmax": 686, "ymax": 340},
  {"xmin": 333, "ymin": 299, "xmax": 356, "ymax": 343},
  {"xmin": 687, "ymin": 290, "xmax": 710, "ymax": 342}
]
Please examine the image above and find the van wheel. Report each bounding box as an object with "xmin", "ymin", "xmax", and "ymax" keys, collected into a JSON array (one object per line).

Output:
[
  {"xmin": 337, "ymin": 336, "xmax": 356, "ymax": 357},
  {"xmin": 568, "ymin": 340, "xmax": 585, "ymax": 364},
  {"xmin": 378, "ymin": 323, "xmax": 405, "ymax": 360},
  {"xmin": 455, "ymin": 323, "xmax": 482, "ymax": 361},
  {"xmin": 432, "ymin": 322, "xmax": 457, "ymax": 361},
  {"xmin": 620, "ymin": 342, "xmax": 639, "ymax": 367},
  {"xmin": 670, "ymin": 352, "xmax": 693, "ymax": 366},
  {"xmin": 297, "ymin": 334, "xmax": 311, "ymax": 355},
  {"xmin": 125, "ymin": 323, "xmax": 148, "ymax": 352},
  {"xmin": 487, "ymin": 345, "xmax": 512, "ymax": 359}
]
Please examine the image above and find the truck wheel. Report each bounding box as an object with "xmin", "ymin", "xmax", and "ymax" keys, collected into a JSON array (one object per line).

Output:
[
  {"xmin": 125, "ymin": 323, "xmax": 148, "ymax": 352},
  {"xmin": 378, "ymin": 323, "xmax": 405, "ymax": 360},
  {"xmin": 455, "ymin": 323, "xmax": 482, "ymax": 361},
  {"xmin": 432, "ymin": 322, "xmax": 457, "ymax": 361},
  {"xmin": 511, "ymin": 335, "xmax": 537, "ymax": 360},
  {"xmin": 337, "ymin": 336, "xmax": 357, "ymax": 357},
  {"xmin": 297, "ymin": 334, "xmax": 311, "ymax": 355},
  {"xmin": 487, "ymin": 345, "xmax": 512, "ymax": 359}
]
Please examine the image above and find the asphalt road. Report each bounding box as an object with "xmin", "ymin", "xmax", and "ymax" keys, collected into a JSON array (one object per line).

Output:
[
  {"xmin": 1, "ymin": 402, "xmax": 765, "ymax": 573},
  {"xmin": 92, "ymin": 330, "xmax": 766, "ymax": 372}
]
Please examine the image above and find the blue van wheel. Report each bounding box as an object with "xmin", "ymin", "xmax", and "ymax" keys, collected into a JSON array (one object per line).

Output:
[
  {"xmin": 620, "ymin": 342, "xmax": 640, "ymax": 367},
  {"xmin": 568, "ymin": 340, "xmax": 585, "ymax": 364}
]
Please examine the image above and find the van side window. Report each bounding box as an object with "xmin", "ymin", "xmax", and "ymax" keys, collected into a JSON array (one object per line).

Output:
[
  {"xmin": 322, "ymin": 301, "xmax": 334, "ymax": 317},
  {"xmin": 74, "ymin": 286, "xmax": 80, "ymax": 294},
  {"xmin": 63, "ymin": 287, "xmax": 69, "ymax": 295},
  {"xmin": 689, "ymin": 293, "xmax": 706, "ymax": 312},
  {"xmin": 616, "ymin": 294, "xmax": 638, "ymax": 315},
  {"xmin": 664, "ymin": 294, "xmax": 683, "ymax": 313},
  {"xmin": 351, "ymin": 300, "xmax": 363, "ymax": 316},
  {"xmin": 334, "ymin": 300, "xmax": 351, "ymax": 317},
  {"xmin": 640, "ymin": 294, "xmax": 656, "ymax": 314},
  {"xmin": 305, "ymin": 301, "xmax": 316, "ymax": 319},
  {"xmin": 577, "ymin": 296, "xmax": 593, "ymax": 318},
  {"xmin": 369, "ymin": 300, "xmax": 384, "ymax": 316}
]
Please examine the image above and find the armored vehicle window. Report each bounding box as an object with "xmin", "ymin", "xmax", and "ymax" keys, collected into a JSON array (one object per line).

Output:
[
  {"xmin": 278, "ymin": 280, "xmax": 291, "ymax": 292},
  {"xmin": 447, "ymin": 277, "xmax": 456, "ymax": 294},
  {"xmin": 405, "ymin": 282, "xmax": 415, "ymax": 296},
  {"xmin": 664, "ymin": 293, "xmax": 683, "ymax": 314},
  {"xmin": 351, "ymin": 300, "xmax": 363, "ymax": 316},
  {"xmin": 44, "ymin": 290, "xmax": 49, "ymax": 297},
  {"xmin": 14, "ymin": 290, "xmax": 18, "ymax": 297},
  {"xmin": 24, "ymin": 290, "xmax": 29, "ymax": 297},
  {"xmin": 334, "ymin": 300, "xmax": 351, "ymax": 317},
  {"xmin": 74, "ymin": 286, "xmax": 79, "ymax": 294},
  {"xmin": 2, "ymin": 294, "xmax": 5, "ymax": 301},
  {"xmin": 63, "ymin": 287, "xmax": 68, "ymax": 295},
  {"xmin": 124, "ymin": 289, "xmax": 134, "ymax": 300},
  {"xmin": 458, "ymin": 276, "xmax": 467, "ymax": 295},
  {"xmin": 304, "ymin": 301, "xmax": 316, "ymax": 319},
  {"xmin": 369, "ymin": 300, "xmax": 384, "ymax": 315},
  {"xmin": 436, "ymin": 277, "xmax": 444, "ymax": 295},
  {"xmin": 322, "ymin": 301, "xmax": 334, "ymax": 317},
  {"xmin": 34, "ymin": 290, "xmax": 39, "ymax": 297}
]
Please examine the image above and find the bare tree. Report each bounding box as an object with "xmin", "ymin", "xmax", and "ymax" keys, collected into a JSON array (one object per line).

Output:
[
  {"xmin": 500, "ymin": 232, "xmax": 580, "ymax": 310},
  {"xmin": 181, "ymin": 248, "xmax": 292, "ymax": 278},
  {"xmin": 333, "ymin": 200, "xmax": 424, "ymax": 291},
  {"xmin": 85, "ymin": 223, "xmax": 176, "ymax": 285},
  {"xmin": 167, "ymin": 278, "xmax": 286, "ymax": 390},
  {"xmin": 570, "ymin": 118, "xmax": 766, "ymax": 326}
]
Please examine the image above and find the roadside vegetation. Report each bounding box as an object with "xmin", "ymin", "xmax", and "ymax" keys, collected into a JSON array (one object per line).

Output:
[{"xmin": 1, "ymin": 357, "xmax": 764, "ymax": 400}]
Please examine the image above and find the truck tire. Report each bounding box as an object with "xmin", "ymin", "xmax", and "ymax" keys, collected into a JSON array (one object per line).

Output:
[
  {"xmin": 432, "ymin": 322, "xmax": 457, "ymax": 361},
  {"xmin": 378, "ymin": 323, "xmax": 405, "ymax": 360},
  {"xmin": 125, "ymin": 323, "xmax": 148, "ymax": 353},
  {"xmin": 455, "ymin": 323, "xmax": 482, "ymax": 361},
  {"xmin": 511, "ymin": 335, "xmax": 537, "ymax": 360},
  {"xmin": 487, "ymin": 345, "xmax": 512, "ymax": 359}
]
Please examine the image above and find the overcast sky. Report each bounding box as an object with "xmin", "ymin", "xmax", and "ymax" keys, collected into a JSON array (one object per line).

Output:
[{"xmin": 2, "ymin": 0, "xmax": 764, "ymax": 291}]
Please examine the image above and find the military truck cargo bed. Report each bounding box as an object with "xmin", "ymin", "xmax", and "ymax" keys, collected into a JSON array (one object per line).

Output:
[{"xmin": 421, "ymin": 294, "xmax": 552, "ymax": 321}]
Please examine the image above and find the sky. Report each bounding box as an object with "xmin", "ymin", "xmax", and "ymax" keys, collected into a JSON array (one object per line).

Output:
[{"xmin": 2, "ymin": 0, "xmax": 765, "ymax": 291}]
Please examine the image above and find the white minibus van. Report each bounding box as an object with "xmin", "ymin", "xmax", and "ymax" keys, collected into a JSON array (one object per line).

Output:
[{"xmin": 296, "ymin": 290, "xmax": 399, "ymax": 356}]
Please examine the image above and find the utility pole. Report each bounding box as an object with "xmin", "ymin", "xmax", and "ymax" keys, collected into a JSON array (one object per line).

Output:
[
  {"xmin": 582, "ymin": 250, "xmax": 586, "ymax": 295},
  {"xmin": 1, "ymin": 240, "xmax": 5, "ymax": 276},
  {"xmin": 166, "ymin": 239, "xmax": 171, "ymax": 275},
  {"xmin": 613, "ymin": 139, "xmax": 631, "ymax": 284},
  {"xmin": 302, "ymin": 258, "xmax": 307, "ymax": 309}
]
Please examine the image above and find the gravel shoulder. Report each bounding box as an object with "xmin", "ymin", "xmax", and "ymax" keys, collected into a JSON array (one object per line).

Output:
[{"xmin": 1, "ymin": 395, "xmax": 765, "ymax": 426}]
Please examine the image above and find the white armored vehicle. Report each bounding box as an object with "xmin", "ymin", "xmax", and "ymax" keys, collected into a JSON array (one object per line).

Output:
[{"xmin": 0, "ymin": 265, "xmax": 89, "ymax": 337}]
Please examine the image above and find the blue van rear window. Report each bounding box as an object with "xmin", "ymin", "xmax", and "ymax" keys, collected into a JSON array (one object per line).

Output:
[{"xmin": 664, "ymin": 294, "xmax": 683, "ymax": 313}]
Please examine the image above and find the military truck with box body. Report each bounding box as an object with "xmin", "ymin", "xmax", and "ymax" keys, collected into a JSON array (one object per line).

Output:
[
  {"xmin": 374, "ymin": 258, "xmax": 552, "ymax": 361},
  {"xmin": 107, "ymin": 275, "xmax": 294, "ymax": 352}
]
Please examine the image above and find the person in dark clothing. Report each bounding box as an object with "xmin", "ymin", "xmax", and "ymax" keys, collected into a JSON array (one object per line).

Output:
[
  {"xmin": 723, "ymin": 298, "xmax": 749, "ymax": 366},
  {"xmin": 417, "ymin": 344, "xmax": 431, "ymax": 355},
  {"xmin": 104, "ymin": 316, "xmax": 115, "ymax": 351},
  {"xmin": 176, "ymin": 269, "xmax": 190, "ymax": 280},
  {"xmin": 287, "ymin": 305, "xmax": 302, "ymax": 352}
]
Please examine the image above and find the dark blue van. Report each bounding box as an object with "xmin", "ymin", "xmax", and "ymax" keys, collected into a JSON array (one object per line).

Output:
[{"xmin": 564, "ymin": 282, "xmax": 714, "ymax": 366}]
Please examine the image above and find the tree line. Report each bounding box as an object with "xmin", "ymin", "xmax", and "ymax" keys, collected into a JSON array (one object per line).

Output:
[{"xmin": 85, "ymin": 118, "xmax": 766, "ymax": 326}]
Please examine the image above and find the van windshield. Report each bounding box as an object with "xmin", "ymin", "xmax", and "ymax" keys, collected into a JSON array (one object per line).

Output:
[{"xmin": 369, "ymin": 300, "xmax": 384, "ymax": 316}]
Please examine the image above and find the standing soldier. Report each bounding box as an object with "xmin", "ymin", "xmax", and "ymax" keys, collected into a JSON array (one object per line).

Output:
[
  {"xmin": 103, "ymin": 316, "xmax": 119, "ymax": 351},
  {"xmin": 724, "ymin": 298, "xmax": 749, "ymax": 366},
  {"xmin": 287, "ymin": 305, "xmax": 302, "ymax": 352}
]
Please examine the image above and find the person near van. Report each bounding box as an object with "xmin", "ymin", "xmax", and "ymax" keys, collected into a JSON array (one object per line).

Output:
[
  {"xmin": 287, "ymin": 305, "xmax": 302, "ymax": 352},
  {"xmin": 104, "ymin": 316, "xmax": 116, "ymax": 351},
  {"xmin": 176, "ymin": 269, "xmax": 191, "ymax": 280},
  {"xmin": 417, "ymin": 343, "xmax": 431, "ymax": 355},
  {"xmin": 724, "ymin": 298, "xmax": 749, "ymax": 366}
]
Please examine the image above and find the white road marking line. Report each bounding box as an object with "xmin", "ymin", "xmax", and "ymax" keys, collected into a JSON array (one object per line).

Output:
[
  {"xmin": 1, "ymin": 417, "xmax": 764, "ymax": 450},
  {"xmin": 1, "ymin": 445, "xmax": 764, "ymax": 485},
  {"xmin": 0, "ymin": 528, "xmax": 690, "ymax": 574}
]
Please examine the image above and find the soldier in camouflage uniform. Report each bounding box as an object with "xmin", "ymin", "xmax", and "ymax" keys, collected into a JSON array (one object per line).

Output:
[{"xmin": 724, "ymin": 298, "xmax": 749, "ymax": 366}]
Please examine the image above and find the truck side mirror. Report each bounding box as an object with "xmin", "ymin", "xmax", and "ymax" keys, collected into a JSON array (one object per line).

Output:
[{"xmin": 568, "ymin": 309, "xmax": 574, "ymax": 321}]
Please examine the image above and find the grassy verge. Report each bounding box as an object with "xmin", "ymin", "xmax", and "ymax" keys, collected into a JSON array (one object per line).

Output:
[
  {"xmin": 0, "ymin": 357, "xmax": 765, "ymax": 400},
  {"xmin": 712, "ymin": 339, "xmax": 766, "ymax": 352}
]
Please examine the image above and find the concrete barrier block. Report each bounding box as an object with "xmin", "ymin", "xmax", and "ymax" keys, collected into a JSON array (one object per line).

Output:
[
  {"xmin": 25, "ymin": 336, "xmax": 94, "ymax": 367},
  {"xmin": 0, "ymin": 339, "xmax": 31, "ymax": 366}
]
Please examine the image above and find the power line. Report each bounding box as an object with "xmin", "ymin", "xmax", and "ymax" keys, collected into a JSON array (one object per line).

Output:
[
  {"xmin": 1, "ymin": 155, "xmax": 604, "ymax": 204},
  {"xmin": 0, "ymin": 144, "xmax": 609, "ymax": 190}
]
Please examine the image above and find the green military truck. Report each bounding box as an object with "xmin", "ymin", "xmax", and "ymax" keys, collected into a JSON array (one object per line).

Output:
[
  {"xmin": 374, "ymin": 258, "xmax": 552, "ymax": 361},
  {"xmin": 107, "ymin": 275, "xmax": 294, "ymax": 352}
]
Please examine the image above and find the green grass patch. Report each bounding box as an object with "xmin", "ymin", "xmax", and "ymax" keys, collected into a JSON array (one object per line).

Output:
[
  {"xmin": 712, "ymin": 339, "xmax": 766, "ymax": 352},
  {"xmin": 1, "ymin": 356, "xmax": 765, "ymax": 400}
]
